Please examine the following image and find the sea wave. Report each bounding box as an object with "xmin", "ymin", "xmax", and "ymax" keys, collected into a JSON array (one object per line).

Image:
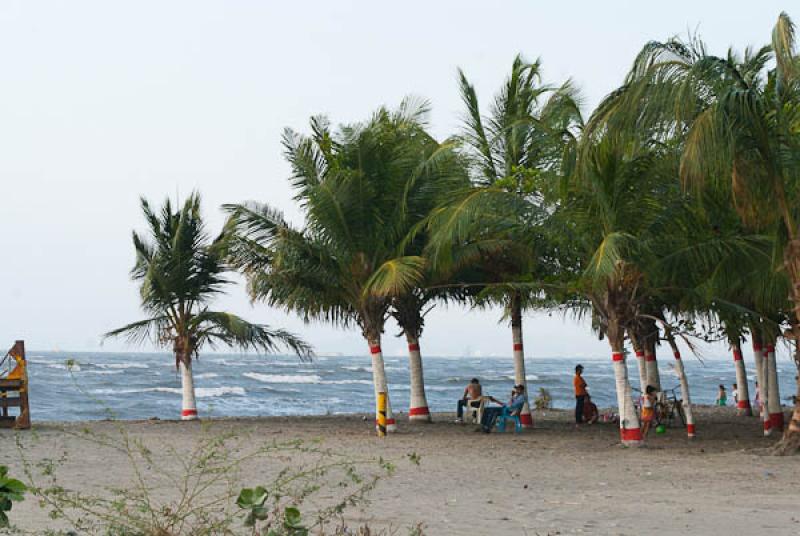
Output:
[
  {"xmin": 243, "ymin": 373, "xmax": 322, "ymax": 384},
  {"xmin": 195, "ymin": 373, "xmax": 219, "ymax": 379},
  {"xmin": 85, "ymin": 370, "xmax": 124, "ymax": 375},
  {"xmin": 96, "ymin": 363, "xmax": 149, "ymax": 370},
  {"xmin": 321, "ymin": 379, "xmax": 373, "ymax": 385},
  {"xmin": 342, "ymin": 366, "xmax": 372, "ymax": 372},
  {"xmin": 92, "ymin": 386, "xmax": 245, "ymax": 398}
]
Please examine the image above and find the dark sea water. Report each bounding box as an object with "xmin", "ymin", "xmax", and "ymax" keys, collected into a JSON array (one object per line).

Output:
[{"xmin": 26, "ymin": 351, "xmax": 799, "ymax": 421}]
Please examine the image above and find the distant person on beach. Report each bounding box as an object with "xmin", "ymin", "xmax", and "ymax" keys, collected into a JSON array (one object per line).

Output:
[
  {"xmin": 573, "ymin": 364, "xmax": 588, "ymax": 426},
  {"xmin": 715, "ymin": 384, "xmax": 727, "ymax": 406},
  {"xmin": 583, "ymin": 394, "xmax": 599, "ymax": 424},
  {"xmin": 479, "ymin": 384, "xmax": 526, "ymax": 433},
  {"xmin": 731, "ymin": 383, "xmax": 739, "ymax": 405},
  {"xmin": 640, "ymin": 385, "xmax": 657, "ymax": 436},
  {"xmin": 455, "ymin": 378, "xmax": 483, "ymax": 423}
]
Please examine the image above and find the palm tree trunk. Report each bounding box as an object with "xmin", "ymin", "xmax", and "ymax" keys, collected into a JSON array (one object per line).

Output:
[
  {"xmin": 667, "ymin": 337, "xmax": 695, "ymax": 438},
  {"xmin": 367, "ymin": 337, "xmax": 396, "ymax": 432},
  {"xmin": 731, "ymin": 342, "xmax": 752, "ymax": 416},
  {"xmin": 644, "ymin": 345, "xmax": 661, "ymax": 392},
  {"xmin": 766, "ymin": 342, "xmax": 784, "ymax": 433},
  {"xmin": 510, "ymin": 293, "xmax": 533, "ymax": 428},
  {"xmin": 759, "ymin": 341, "xmax": 772, "ymax": 436},
  {"xmin": 628, "ymin": 330, "xmax": 648, "ymax": 397},
  {"xmin": 405, "ymin": 333, "xmax": 430, "ymax": 422},
  {"xmin": 779, "ymin": 339, "xmax": 800, "ymax": 452},
  {"xmin": 610, "ymin": 323, "xmax": 641, "ymax": 446},
  {"xmin": 751, "ymin": 337, "xmax": 765, "ymax": 421},
  {"xmin": 179, "ymin": 357, "xmax": 198, "ymax": 421}
]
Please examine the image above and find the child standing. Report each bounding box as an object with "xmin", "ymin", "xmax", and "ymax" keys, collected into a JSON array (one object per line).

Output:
[
  {"xmin": 640, "ymin": 385, "xmax": 657, "ymax": 436},
  {"xmin": 716, "ymin": 384, "xmax": 727, "ymax": 406}
]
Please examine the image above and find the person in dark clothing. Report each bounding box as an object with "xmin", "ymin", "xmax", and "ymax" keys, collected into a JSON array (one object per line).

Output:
[
  {"xmin": 574, "ymin": 364, "xmax": 588, "ymax": 426},
  {"xmin": 480, "ymin": 385, "xmax": 527, "ymax": 433}
]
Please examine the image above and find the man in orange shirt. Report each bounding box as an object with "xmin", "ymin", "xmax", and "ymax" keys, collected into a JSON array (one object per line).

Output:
[{"xmin": 574, "ymin": 364, "xmax": 588, "ymax": 426}]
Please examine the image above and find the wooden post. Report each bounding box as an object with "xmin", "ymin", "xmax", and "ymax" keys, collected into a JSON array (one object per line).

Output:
[{"xmin": 377, "ymin": 391, "xmax": 387, "ymax": 438}]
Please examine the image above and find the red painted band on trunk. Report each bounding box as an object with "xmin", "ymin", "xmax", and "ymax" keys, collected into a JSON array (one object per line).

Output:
[
  {"xmin": 408, "ymin": 406, "xmax": 430, "ymax": 416},
  {"xmin": 407, "ymin": 343, "xmax": 420, "ymax": 352},
  {"xmin": 687, "ymin": 424, "xmax": 696, "ymax": 435},
  {"xmin": 612, "ymin": 352, "xmax": 624, "ymax": 362},
  {"xmin": 752, "ymin": 343, "xmax": 762, "ymax": 351},
  {"xmin": 737, "ymin": 400, "xmax": 751, "ymax": 409},
  {"xmin": 386, "ymin": 418, "xmax": 396, "ymax": 425},
  {"xmin": 181, "ymin": 409, "xmax": 197, "ymax": 417},
  {"xmin": 620, "ymin": 427, "xmax": 642, "ymax": 441},
  {"xmin": 766, "ymin": 345, "xmax": 775, "ymax": 353},
  {"xmin": 763, "ymin": 419, "xmax": 772, "ymax": 431},
  {"xmin": 369, "ymin": 345, "xmax": 381, "ymax": 354},
  {"xmin": 513, "ymin": 343, "xmax": 523, "ymax": 351},
  {"xmin": 769, "ymin": 412, "xmax": 785, "ymax": 430},
  {"xmin": 635, "ymin": 351, "xmax": 645, "ymax": 358},
  {"xmin": 519, "ymin": 413, "xmax": 533, "ymax": 426},
  {"xmin": 673, "ymin": 351, "xmax": 681, "ymax": 360},
  {"xmin": 733, "ymin": 350, "xmax": 743, "ymax": 361},
  {"xmin": 645, "ymin": 353, "xmax": 656, "ymax": 362}
]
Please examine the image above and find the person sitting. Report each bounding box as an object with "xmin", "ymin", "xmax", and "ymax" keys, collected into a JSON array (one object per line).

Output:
[
  {"xmin": 582, "ymin": 394, "xmax": 599, "ymax": 424},
  {"xmin": 456, "ymin": 378, "xmax": 483, "ymax": 423},
  {"xmin": 479, "ymin": 385, "xmax": 526, "ymax": 433}
]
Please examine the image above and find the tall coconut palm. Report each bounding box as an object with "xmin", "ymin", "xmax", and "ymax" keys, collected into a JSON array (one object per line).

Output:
[
  {"xmin": 422, "ymin": 55, "xmax": 582, "ymax": 427},
  {"xmin": 620, "ymin": 12, "xmax": 800, "ymax": 449},
  {"xmin": 106, "ymin": 193, "xmax": 311, "ymax": 420},
  {"xmin": 226, "ymin": 100, "xmax": 465, "ymax": 430}
]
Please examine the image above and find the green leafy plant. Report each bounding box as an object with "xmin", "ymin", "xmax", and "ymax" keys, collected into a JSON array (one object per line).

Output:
[
  {"xmin": 0, "ymin": 465, "xmax": 25, "ymax": 527},
  {"xmin": 534, "ymin": 388, "xmax": 552, "ymax": 410}
]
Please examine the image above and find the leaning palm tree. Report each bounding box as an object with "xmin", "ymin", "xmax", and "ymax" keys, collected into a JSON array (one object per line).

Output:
[
  {"xmin": 625, "ymin": 13, "xmax": 800, "ymax": 449},
  {"xmin": 423, "ymin": 55, "xmax": 582, "ymax": 427},
  {"xmin": 226, "ymin": 100, "xmax": 465, "ymax": 430},
  {"xmin": 106, "ymin": 193, "xmax": 311, "ymax": 420}
]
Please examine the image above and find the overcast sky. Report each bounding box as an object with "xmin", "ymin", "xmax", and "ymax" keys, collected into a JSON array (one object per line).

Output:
[{"xmin": 0, "ymin": 1, "xmax": 789, "ymax": 359}]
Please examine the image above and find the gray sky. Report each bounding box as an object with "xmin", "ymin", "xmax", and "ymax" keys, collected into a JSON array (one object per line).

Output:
[{"xmin": 0, "ymin": 1, "xmax": 787, "ymax": 358}]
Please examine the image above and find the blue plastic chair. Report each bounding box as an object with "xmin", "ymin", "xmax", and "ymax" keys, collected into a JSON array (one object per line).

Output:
[{"xmin": 496, "ymin": 408, "xmax": 522, "ymax": 433}]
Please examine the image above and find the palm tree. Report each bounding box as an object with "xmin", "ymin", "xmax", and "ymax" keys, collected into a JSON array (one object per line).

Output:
[
  {"xmin": 624, "ymin": 13, "xmax": 800, "ymax": 449},
  {"xmin": 226, "ymin": 100, "xmax": 465, "ymax": 430},
  {"xmin": 422, "ymin": 55, "xmax": 582, "ymax": 427},
  {"xmin": 106, "ymin": 193, "xmax": 311, "ymax": 420}
]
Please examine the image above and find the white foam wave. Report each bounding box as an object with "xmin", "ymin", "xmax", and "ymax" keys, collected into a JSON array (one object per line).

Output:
[
  {"xmin": 243, "ymin": 373, "xmax": 322, "ymax": 384},
  {"xmin": 97, "ymin": 363, "xmax": 149, "ymax": 370},
  {"xmin": 321, "ymin": 379, "xmax": 373, "ymax": 385},
  {"xmin": 85, "ymin": 370, "xmax": 124, "ymax": 375},
  {"xmin": 195, "ymin": 373, "xmax": 219, "ymax": 379},
  {"xmin": 92, "ymin": 386, "xmax": 245, "ymax": 398},
  {"xmin": 48, "ymin": 363, "xmax": 81, "ymax": 371}
]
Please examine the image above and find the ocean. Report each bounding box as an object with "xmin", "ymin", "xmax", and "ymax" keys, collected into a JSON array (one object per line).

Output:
[{"xmin": 25, "ymin": 351, "xmax": 798, "ymax": 421}]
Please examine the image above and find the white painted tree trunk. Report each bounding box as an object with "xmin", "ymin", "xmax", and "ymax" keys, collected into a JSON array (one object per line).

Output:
[
  {"xmin": 612, "ymin": 351, "xmax": 642, "ymax": 446},
  {"xmin": 511, "ymin": 324, "xmax": 533, "ymax": 428},
  {"xmin": 766, "ymin": 344, "xmax": 784, "ymax": 433},
  {"xmin": 760, "ymin": 345, "xmax": 772, "ymax": 436},
  {"xmin": 732, "ymin": 345, "xmax": 752, "ymax": 416},
  {"xmin": 635, "ymin": 350, "xmax": 647, "ymax": 395},
  {"xmin": 180, "ymin": 359, "xmax": 198, "ymax": 421},
  {"xmin": 644, "ymin": 348, "xmax": 661, "ymax": 392},
  {"xmin": 672, "ymin": 349, "xmax": 695, "ymax": 438},
  {"xmin": 752, "ymin": 342, "xmax": 765, "ymax": 420},
  {"xmin": 368, "ymin": 339, "xmax": 396, "ymax": 432},
  {"xmin": 405, "ymin": 334, "xmax": 430, "ymax": 422}
]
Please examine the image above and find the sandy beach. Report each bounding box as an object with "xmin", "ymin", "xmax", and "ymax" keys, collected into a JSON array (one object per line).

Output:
[{"xmin": 1, "ymin": 406, "xmax": 797, "ymax": 535}]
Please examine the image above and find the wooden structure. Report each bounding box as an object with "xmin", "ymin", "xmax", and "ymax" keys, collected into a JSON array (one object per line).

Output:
[{"xmin": 0, "ymin": 341, "xmax": 30, "ymax": 429}]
